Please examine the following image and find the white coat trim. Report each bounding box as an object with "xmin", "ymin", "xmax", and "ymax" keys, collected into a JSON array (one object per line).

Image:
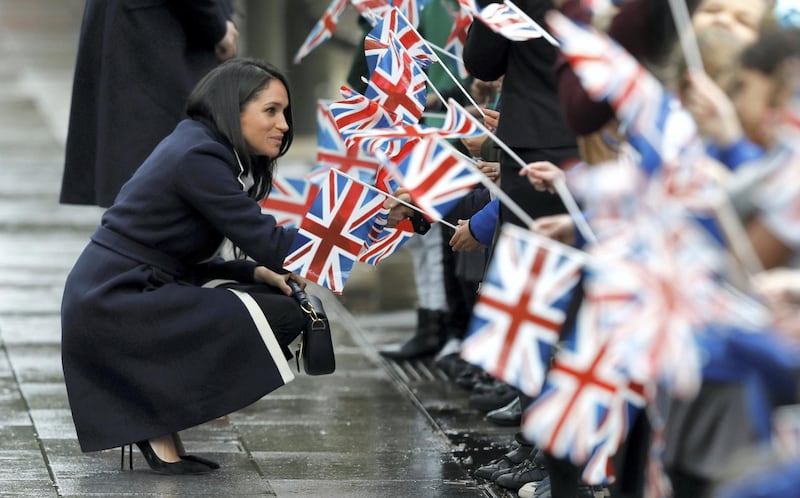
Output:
[
  {"xmin": 201, "ymin": 279, "xmax": 239, "ymax": 288},
  {"xmin": 225, "ymin": 288, "xmax": 295, "ymax": 384},
  {"xmin": 233, "ymin": 149, "xmax": 254, "ymax": 192}
]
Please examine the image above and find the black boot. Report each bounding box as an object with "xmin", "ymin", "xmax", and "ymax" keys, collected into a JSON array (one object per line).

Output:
[{"xmin": 379, "ymin": 309, "xmax": 444, "ymax": 360}]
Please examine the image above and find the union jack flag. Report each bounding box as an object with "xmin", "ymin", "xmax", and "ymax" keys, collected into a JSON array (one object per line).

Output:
[
  {"xmin": 312, "ymin": 100, "xmax": 381, "ymax": 186},
  {"xmin": 351, "ymin": 0, "xmax": 391, "ymax": 19},
  {"xmin": 546, "ymin": 11, "xmax": 701, "ymax": 175},
  {"xmin": 521, "ymin": 299, "xmax": 645, "ymax": 483},
  {"xmin": 457, "ymin": 0, "xmax": 547, "ymax": 41},
  {"xmin": 358, "ymin": 214, "xmax": 414, "ymax": 265},
  {"xmin": 461, "ymin": 224, "xmax": 585, "ymax": 396},
  {"xmin": 443, "ymin": 4, "xmax": 473, "ymax": 78},
  {"xmin": 751, "ymin": 130, "xmax": 800, "ymax": 250},
  {"xmin": 258, "ymin": 175, "xmax": 319, "ymax": 229},
  {"xmin": 365, "ymin": 31, "xmax": 428, "ymax": 124},
  {"xmin": 373, "ymin": 152, "xmax": 402, "ymax": 194},
  {"xmin": 346, "ymin": 101, "xmax": 484, "ymax": 143},
  {"xmin": 293, "ymin": 0, "xmax": 349, "ymax": 64},
  {"xmin": 386, "ymin": 138, "xmax": 483, "ymax": 220},
  {"xmin": 328, "ymin": 87, "xmax": 412, "ymax": 158},
  {"xmin": 365, "ymin": 7, "xmax": 438, "ymax": 75},
  {"xmin": 283, "ymin": 169, "xmax": 386, "ymax": 294},
  {"xmin": 352, "ymin": 0, "xmax": 433, "ymax": 26},
  {"xmin": 581, "ymin": 377, "xmax": 648, "ymax": 485}
]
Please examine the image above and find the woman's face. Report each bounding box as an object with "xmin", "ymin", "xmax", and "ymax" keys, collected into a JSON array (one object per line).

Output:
[
  {"xmin": 692, "ymin": 0, "xmax": 768, "ymax": 44},
  {"xmin": 240, "ymin": 79, "xmax": 289, "ymax": 158}
]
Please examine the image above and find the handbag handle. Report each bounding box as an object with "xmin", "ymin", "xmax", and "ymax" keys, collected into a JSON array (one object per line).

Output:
[{"xmin": 288, "ymin": 279, "xmax": 321, "ymax": 322}]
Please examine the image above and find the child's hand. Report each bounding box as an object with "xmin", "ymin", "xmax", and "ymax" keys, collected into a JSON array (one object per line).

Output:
[
  {"xmin": 530, "ymin": 214, "xmax": 575, "ymax": 246},
  {"xmin": 518, "ymin": 161, "xmax": 564, "ymax": 193},
  {"xmin": 449, "ymin": 219, "xmax": 484, "ymax": 252}
]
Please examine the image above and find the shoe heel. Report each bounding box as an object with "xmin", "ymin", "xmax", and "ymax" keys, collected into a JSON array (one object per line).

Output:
[{"xmin": 120, "ymin": 444, "xmax": 133, "ymax": 470}]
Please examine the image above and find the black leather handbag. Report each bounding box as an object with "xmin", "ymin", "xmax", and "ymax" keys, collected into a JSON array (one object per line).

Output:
[{"xmin": 289, "ymin": 281, "xmax": 335, "ymax": 375}]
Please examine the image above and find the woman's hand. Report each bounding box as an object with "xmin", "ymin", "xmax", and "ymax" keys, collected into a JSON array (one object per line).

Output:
[{"xmin": 254, "ymin": 267, "xmax": 306, "ymax": 296}]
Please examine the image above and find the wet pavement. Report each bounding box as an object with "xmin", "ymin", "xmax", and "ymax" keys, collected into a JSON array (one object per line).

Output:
[{"xmin": 0, "ymin": 2, "xmax": 521, "ymax": 497}]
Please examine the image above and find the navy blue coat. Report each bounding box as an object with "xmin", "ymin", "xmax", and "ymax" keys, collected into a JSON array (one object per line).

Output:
[
  {"xmin": 62, "ymin": 119, "xmax": 302, "ymax": 452},
  {"xmin": 60, "ymin": 0, "xmax": 232, "ymax": 207}
]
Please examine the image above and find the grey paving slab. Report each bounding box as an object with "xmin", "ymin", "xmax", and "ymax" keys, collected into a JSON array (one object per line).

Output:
[
  {"xmin": 0, "ymin": 287, "xmax": 65, "ymax": 315},
  {"xmin": 251, "ymin": 449, "xmax": 464, "ymax": 481},
  {"xmin": 17, "ymin": 382, "xmax": 69, "ymax": 410},
  {"xmin": 5, "ymin": 344, "xmax": 64, "ymax": 383},
  {"xmin": 268, "ymin": 478, "xmax": 481, "ymax": 498},
  {"xmin": 0, "ymin": 316, "xmax": 62, "ymax": 345},
  {"xmin": 0, "ymin": 199, "xmax": 101, "ymax": 232}
]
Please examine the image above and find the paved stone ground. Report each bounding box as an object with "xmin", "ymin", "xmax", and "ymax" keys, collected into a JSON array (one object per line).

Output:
[{"xmin": 0, "ymin": 2, "xmax": 524, "ymax": 497}]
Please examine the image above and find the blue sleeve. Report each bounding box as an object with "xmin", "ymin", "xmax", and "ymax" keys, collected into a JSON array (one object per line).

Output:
[
  {"xmin": 468, "ymin": 198, "xmax": 499, "ymax": 246},
  {"xmin": 707, "ymin": 138, "xmax": 764, "ymax": 171}
]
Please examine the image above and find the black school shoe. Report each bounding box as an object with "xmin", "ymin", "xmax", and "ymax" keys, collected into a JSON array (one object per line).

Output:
[
  {"xmin": 485, "ymin": 396, "xmax": 522, "ymax": 426},
  {"xmin": 469, "ymin": 381, "xmax": 519, "ymax": 412},
  {"xmin": 473, "ymin": 433, "xmax": 534, "ymax": 481},
  {"xmin": 494, "ymin": 457, "xmax": 548, "ymax": 491}
]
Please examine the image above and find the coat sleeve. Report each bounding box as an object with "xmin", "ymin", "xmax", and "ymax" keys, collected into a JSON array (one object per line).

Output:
[
  {"xmin": 463, "ymin": 18, "xmax": 509, "ymax": 81},
  {"xmin": 468, "ymin": 198, "xmax": 499, "ymax": 246},
  {"xmin": 175, "ymin": 145, "xmax": 298, "ymax": 272},
  {"xmin": 169, "ymin": 0, "xmax": 230, "ymax": 48}
]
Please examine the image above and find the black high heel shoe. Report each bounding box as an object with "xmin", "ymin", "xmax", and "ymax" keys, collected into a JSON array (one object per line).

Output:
[
  {"xmin": 180, "ymin": 454, "xmax": 220, "ymax": 470},
  {"xmin": 130, "ymin": 440, "xmax": 213, "ymax": 475},
  {"xmin": 170, "ymin": 433, "xmax": 221, "ymax": 470}
]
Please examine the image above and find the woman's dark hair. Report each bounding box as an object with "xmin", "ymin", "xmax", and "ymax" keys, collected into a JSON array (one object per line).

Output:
[
  {"xmin": 186, "ymin": 58, "xmax": 294, "ymax": 200},
  {"xmin": 740, "ymin": 27, "xmax": 800, "ymax": 76}
]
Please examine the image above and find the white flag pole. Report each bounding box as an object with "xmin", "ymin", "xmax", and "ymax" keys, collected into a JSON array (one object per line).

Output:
[
  {"xmin": 448, "ymin": 99, "xmax": 598, "ymax": 243},
  {"xmin": 666, "ymin": 0, "xmax": 705, "ymax": 73}
]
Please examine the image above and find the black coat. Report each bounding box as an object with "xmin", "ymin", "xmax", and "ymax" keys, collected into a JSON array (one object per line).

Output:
[
  {"xmin": 463, "ymin": 0, "xmax": 579, "ymax": 225},
  {"xmin": 60, "ymin": 0, "xmax": 232, "ymax": 207},
  {"xmin": 61, "ymin": 120, "xmax": 302, "ymax": 452}
]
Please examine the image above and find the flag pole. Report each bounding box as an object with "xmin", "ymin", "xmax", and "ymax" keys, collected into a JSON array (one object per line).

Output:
[
  {"xmin": 439, "ymin": 138, "xmax": 537, "ymax": 228},
  {"xmin": 666, "ymin": 0, "xmax": 705, "ymax": 73},
  {"xmin": 392, "ymin": 8, "xmax": 486, "ymax": 119},
  {"xmin": 715, "ymin": 192, "xmax": 764, "ymax": 277},
  {"xmin": 447, "ymin": 99, "xmax": 598, "ymax": 243},
  {"xmin": 331, "ymin": 169, "xmax": 458, "ymax": 231}
]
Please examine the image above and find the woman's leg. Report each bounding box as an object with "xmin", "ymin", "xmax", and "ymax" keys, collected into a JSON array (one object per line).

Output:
[{"xmin": 233, "ymin": 284, "xmax": 307, "ymax": 347}]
